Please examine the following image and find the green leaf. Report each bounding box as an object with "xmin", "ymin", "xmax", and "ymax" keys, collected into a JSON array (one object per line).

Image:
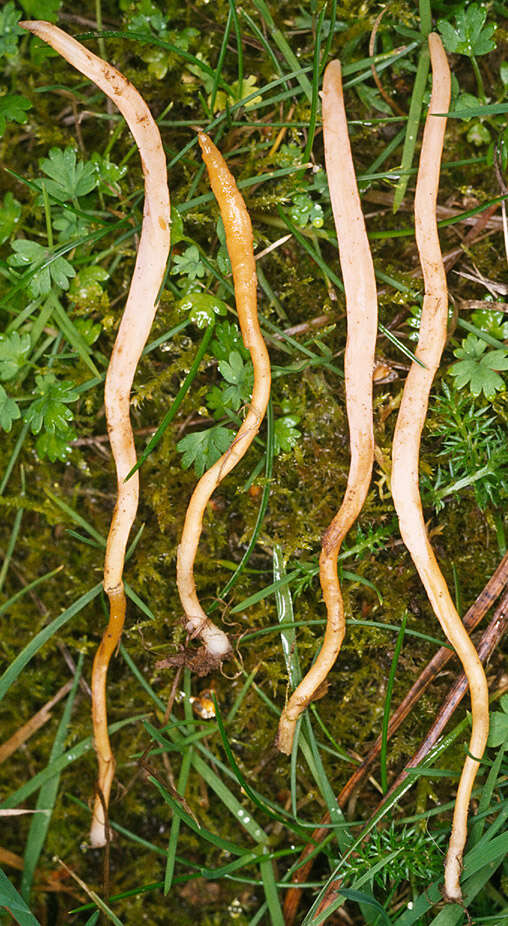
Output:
[
  {"xmin": 355, "ymin": 82, "xmax": 393, "ymax": 115},
  {"xmin": 453, "ymin": 91, "xmax": 483, "ymax": 120},
  {"xmin": 0, "ymin": 869, "xmax": 41, "ymax": 926},
  {"xmin": 68, "ymin": 265, "xmax": 109, "ymax": 307},
  {"xmin": 210, "ymin": 320, "xmax": 248, "ymax": 361},
  {"xmin": 24, "ymin": 374, "xmax": 79, "ymax": 435},
  {"xmin": 274, "ymin": 415, "xmax": 301, "ymax": 454},
  {"xmin": 212, "ymin": 75, "xmax": 262, "ymax": 113},
  {"xmin": 127, "ymin": 0, "xmax": 168, "ymax": 34},
  {"xmin": 466, "ymin": 121, "xmax": 490, "ymax": 146},
  {"xmin": 36, "ymin": 147, "xmax": 98, "ymax": 202},
  {"xmin": 0, "ymin": 331, "xmax": 31, "ymax": 380},
  {"xmin": 19, "ymin": 0, "xmax": 61, "ymax": 24},
  {"xmin": 216, "ymin": 243, "xmax": 231, "ymax": 275},
  {"xmin": 0, "ymin": 384, "xmax": 20, "ymax": 432},
  {"xmin": 170, "ymin": 244, "xmax": 206, "ymax": 281},
  {"xmin": 0, "ymin": 191, "xmax": 21, "ymax": 245},
  {"xmin": 8, "ymin": 239, "xmax": 75, "ymax": 297},
  {"xmin": 170, "ymin": 207, "xmax": 184, "ymax": 245},
  {"xmin": 178, "ymin": 291, "xmax": 227, "ymax": 328},
  {"xmin": 207, "ymin": 351, "xmax": 254, "ymax": 415},
  {"xmin": 470, "ymin": 308, "xmax": 508, "ymax": 341},
  {"xmin": 0, "ymin": 94, "xmax": 31, "ymax": 135},
  {"xmin": 487, "ymin": 709, "xmax": 508, "ymax": 748},
  {"xmin": 90, "ymin": 151, "xmax": 127, "ymax": 197},
  {"xmin": 0, "ymin": 2, "xmax": 24, "ymax": 58},
  {"xmin": 438, "ymin": 4, "xmax": 496, "ymax": 58},
  {"xmin": 449, "ymin": 334, "xmax": 508, "ymax": 398},
  {"xmin": 52, "ymin": 210, "xmax": 91, "ymax": 243},
  {"xmin": 289, "ymin": 192, "xmax": 324, "ymax": 229},
  {"xmin": 74, "ymin": 318, "xmax": 101, "ymax": 346},
  {"xmin": 219, "ymin": 350, "xmax": 247, "ymax": 383},
  {"xmin": 177, "ymin": 425, "xmax": 232, "ymax": 475},
  {"xmin": 35, "ymin": 427, "xmax": 76, "ymax": 462}
]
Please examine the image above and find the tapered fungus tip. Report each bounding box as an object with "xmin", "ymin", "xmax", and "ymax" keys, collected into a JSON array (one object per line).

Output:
[
  {"xmin": 19, "ymin": 20, "xmax": 45, "ymax": 31},
  {"xmin": 323, "ymin": 58, "xmax": 342, "ymax": 82},
  {"xmin": 197, "ymin": 131, "xmax": 211, "ymax": 154}
]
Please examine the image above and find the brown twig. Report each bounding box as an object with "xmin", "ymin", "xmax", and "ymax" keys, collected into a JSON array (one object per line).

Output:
[{"xmin": 444, "ymin": 202, "xmax": 500, "ymax": 272}]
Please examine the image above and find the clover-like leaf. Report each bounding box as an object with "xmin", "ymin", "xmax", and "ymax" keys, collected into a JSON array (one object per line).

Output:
[
  {"xmin": 8, "ymin": 239, "xmax": 75, "ymax": 297},
  {"xmin": 127, "ymin": 0, "xmax": 167, "ymax": 34},
  {"xmin": 212, "ymin": 75, "xmax": 262, "ymax": 113},
  {"xmin": 450, "ymin": 334, "xmax": 508, "ymax": 398},
  {"xmin": 274, "ymin": 415, "xmax": 301, "ymax": 454},
  {"xmin": 487, "ymin": 694, "xmax": 508, "ymax": 748},
  {"xmin": 470, "ymin": 308, "xmax": 508, "ymax": 341},
  {"xmin": 52, "ymin": 210, "xmax": 92, "ymax": 243},
  {"xmin": 74, "ymin": 318, "xmax": 101, "ymax": 346},
  {"xmin": 207, "ymin": 350, "xmax": 253, "ymax": 416},
  {"xmin": 0, "ymin": 2, "xmax": 24, "ymax": 58},
  {"xmin": 210, "ymin": 320, "xmax": 248, "ymax": 362},
  {"xmin": 68, "ymin": 265, "xmax": 109, "ymax": 309},
  {"xmin": 19, "ymin": 0, "xmax": 61, "ymax": 21},
  {"xmin": 178, "ymin": 291, "xmax": 227, "ymax": 328},
  {"xmin": 438, "ymin": 4, "xmax": 496, "ymax": 58},
  {"xmin": 36, "ymin": 147, "xmax": 98, "ymax": 202},
  {"xmin": 0, "ymin": 331, "xmax": 31, "ymax": 381},
  {"xmin": 171, "ymin": 244, "xmax": 206, "ymax": 281},
  {"xmin": 0, "ymin": 384, "xmax": 20, "ymax": 431},
  {"xmin": 24, "ymin": 373, "xmax": 79, "ymax": 435},
  {"xmin": 90, "ymin": 152, "xmax": 127, "ymax": 198},
  {"xmin": 177, "ymin": 425, "xmax": 232, "ymax": 476},
  {"xmin": 36, "ymin": 426, "xmax": 76, "ymax": 462},
  {"xmin": 0, "ymin": 192, "xmax": 21, "ymax": 245},
  {"xmin": 217, "ymin": 350, "xmax": 253, "ymax": 409},
  {"xmin": 0, "ymin": 94, "xmax": 32, "ymax": 136},
  {"xmin": 290, "ymin": 193, "xmax": 324, "ymax": 229}
]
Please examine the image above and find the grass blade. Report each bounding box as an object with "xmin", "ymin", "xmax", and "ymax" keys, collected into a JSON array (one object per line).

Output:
[
  {"xmin": 250, "ymin": 0, "xmax": 312, "ymax": 100},
  {"xmin": 0, "ymin": 714, "xmax": 147, "ymax": 810},
  {"xmin": 164, "ymin": 669, "xmax": 193, "ymax": 895},
  {"xmin": 0, "ymin": 584, "xmax": 101, "ymax": 703},
  {"xmin": 0, "ymin": 869, "xmax": 41, "ymax": 926},
  {"xmin": 126, "ymin": 324, "xmax": 214, "ymax": 480},
  {"xmin": 380, "ymin": 612, "xmax": 407, "ymax": 793},
  {"xmin": 20, "ymin": 655, "xmax": 83, "ymax": 900},
  {"xmin": 213, "ymin": 400, "xmax": 274, "ymax": 604},
  {"xmin": 392, "ymin": 42, "xmax": 429, "ymax": 213},
  {"xmin": 46, "ymin": 291, "xmax": 101, "ymax": 377}
]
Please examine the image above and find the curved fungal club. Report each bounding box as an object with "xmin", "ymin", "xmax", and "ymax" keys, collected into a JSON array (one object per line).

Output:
[
  {"xmin": 20, "ymin": 21, "xmax": 171, "ymax": 848},
  {"xmin": 390, "ymin": 33, "xmax": 489, "ymax": 902},
  {"xmin": 176, "ymin": 133, "xmax": 271, "ymax": 665},
  {"xmin": 276, "ymin": 59, "xmax": 378, "ymax": 754}
]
